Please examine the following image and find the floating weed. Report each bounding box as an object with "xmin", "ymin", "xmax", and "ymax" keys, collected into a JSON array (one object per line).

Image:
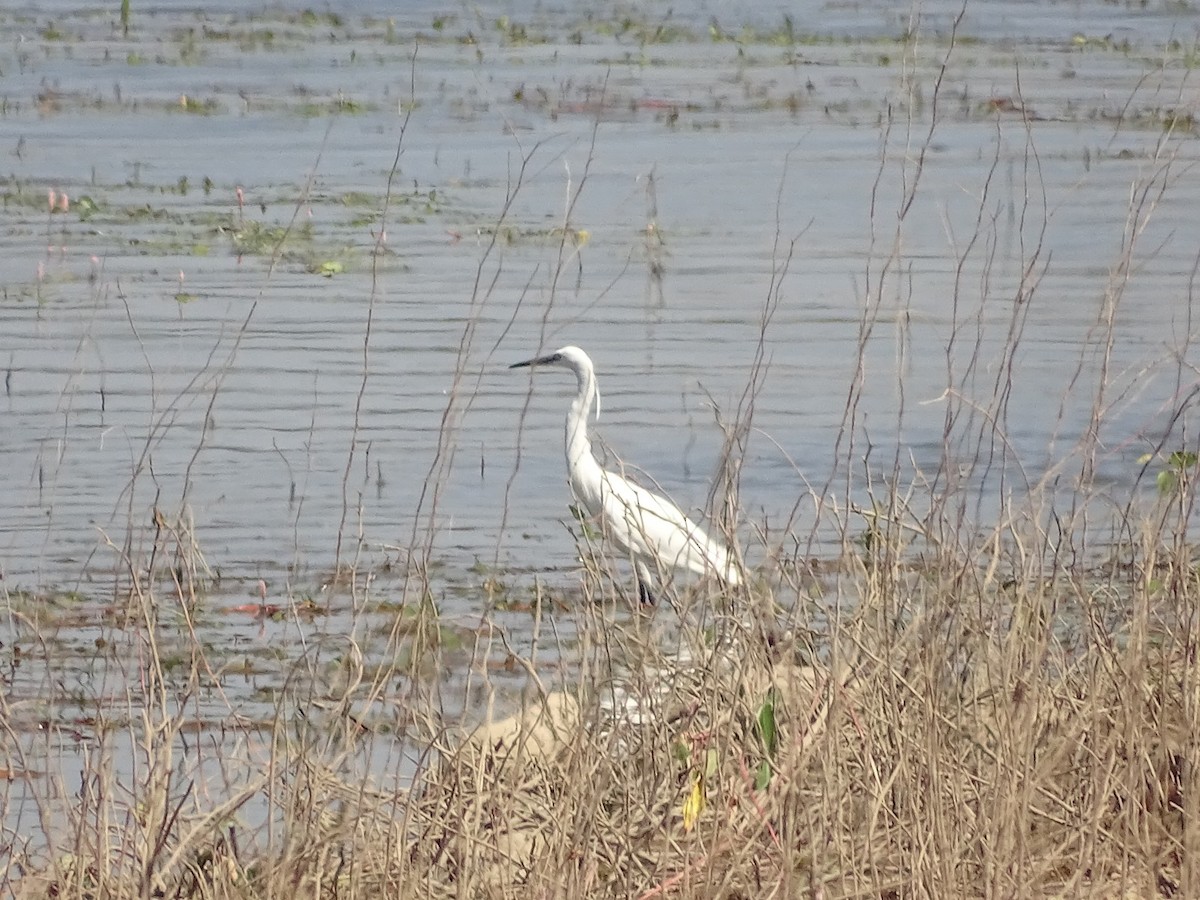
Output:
[
  {"xmin": 342, "ymin": 185, "xmax": 450, "ymax": 226},
  {"xmin": 174, "ymin": 94, "xmax": 221, "ymax": 115},
  {"xmin": 367, "ymin": 591, "xmax": 417, "ymax": 614},
  {"xmin": 436, "ymin": 625, "xmax": 468, "ymax": 652},
  {"xmin": 474, "ymin": 222, "xmax": 581, "ymax": 246},
  {"xmin": 481, "ymin": 573, "xmax": 509, "ymax": 596},
  {"xmin": 225, "ymin": 219, "xmax": 292, "ymax": 255},
  {"xmin": 298, "ymin": 9, "xmax": 343, "ymax": 29},
  {"xmin": 1161, "ymin": 109, "xmax": 1197, "ymax": 133},
  {"xmin": 195, "ymin": 24, "xmax": 279, "ymax": 51},
  {"xmin": 176, "ymin": 29, "xmax": 203, "ymax": 64},
  {"xmin": 121, "ymin": 203, "xmax": 181, "ymax": 224},
  {"xmin": 494, "ymin": 16, "xmax": 550, "ymax": 46},
  {"xmin": 334, "ymin": 94, "xmax": 368, "ymax": 113},
  {"xmin": 127, "ymin": 235, "xmax": 210, "ymax": 256},
  {"xmin": 1071, "ymin": 32, "xmax": 1135, "ymax": 53},
  {"xmin": 387, "ymin": 628, "xmax": 470, "ymax": 678},
  {"xmin": 295, "ymin": 96, "xmax": 375, "ymax": 117},
  {"xmin": 490, "ymin": 590, "xmax": 540, "ymax": 613},
  {"xmin": 156, "ymin": 651, "xmax": 190, "ymax": 674},
  {"xmin": 310, "ymin": 259, "xmax": 344, "ymax": 277},
  {"xmin": 406, "ymin": 186, "xmax": 444, "ymax": 215},
  {"xmin": 342, "ymin": 190, "xmax": 383, "ymax": 226},
  {"xmin": 1165, "ymin": 36, "xmax": 1200, "ymax": 68}
]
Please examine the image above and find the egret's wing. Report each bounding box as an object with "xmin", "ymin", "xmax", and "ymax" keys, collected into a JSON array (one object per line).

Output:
[{"xmin": 597, "ymin": 469, "xmax": 738, "ymax": 583}]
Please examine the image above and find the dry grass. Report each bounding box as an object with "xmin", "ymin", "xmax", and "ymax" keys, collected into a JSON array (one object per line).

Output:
[
  {"xmin": 396, "ymin": 518, "xmax": 1200, "ymax": 899},
  {"xmin": 7, "ymin": 512, "xmax": 1200, "ymax": 899}
]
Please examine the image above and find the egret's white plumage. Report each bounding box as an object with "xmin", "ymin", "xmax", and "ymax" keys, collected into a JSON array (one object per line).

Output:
[{"xmin": 511, "ymin": 345, "xmax": 740, "ymax": 602}]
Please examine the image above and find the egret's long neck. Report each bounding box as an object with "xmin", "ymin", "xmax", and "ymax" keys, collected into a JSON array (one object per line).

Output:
[{"xmin": 565, "ymin": 364, "xmax": 598, "ymax": 484}]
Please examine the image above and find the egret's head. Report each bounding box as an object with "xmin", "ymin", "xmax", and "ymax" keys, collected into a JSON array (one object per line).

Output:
[
  {"xmin": 508, "ymin": 345, "xmax": 590, "ymax": 373},
  {"xmin": 509, "ymin": 345, "xmax": 600, "ymax": 418}
]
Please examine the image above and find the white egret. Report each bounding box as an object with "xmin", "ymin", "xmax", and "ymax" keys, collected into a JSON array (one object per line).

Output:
[{"xmin": 510, "ymin": 345, "xmax": 741, "ymax": 603}]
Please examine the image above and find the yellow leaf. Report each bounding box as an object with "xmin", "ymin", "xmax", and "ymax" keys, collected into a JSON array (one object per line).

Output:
[{"xmin": 682, "ymin": 772, "xmax": 706, "ymax": 832}]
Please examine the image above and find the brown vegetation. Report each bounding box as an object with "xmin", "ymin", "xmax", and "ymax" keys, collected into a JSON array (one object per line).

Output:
[{"xmin": 7, "ymin": 518, "xmax": 1200, "ymax": 898}]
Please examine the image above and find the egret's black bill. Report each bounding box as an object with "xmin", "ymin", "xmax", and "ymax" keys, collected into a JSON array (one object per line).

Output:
[{"xmin": 509, "ymin": 352, "xmax": 562, "ymax": 369}]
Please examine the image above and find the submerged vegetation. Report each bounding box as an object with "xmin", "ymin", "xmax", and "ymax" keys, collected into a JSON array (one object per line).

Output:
[{"xmin": 4, "ymin": 1, "xmax": 1200, "ymax": 897}]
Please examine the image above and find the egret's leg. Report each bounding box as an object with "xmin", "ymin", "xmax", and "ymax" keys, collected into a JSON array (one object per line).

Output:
[
  {"xmin": 637, "ymin": 579, "xmax": 656, "ymax": 605},
  {"xmin": 635, "ymin": 561, "xmax": 656, "ymax": 605}
]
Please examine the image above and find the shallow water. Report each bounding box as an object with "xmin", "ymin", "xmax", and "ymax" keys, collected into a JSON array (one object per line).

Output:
[
  {"xmin": 2, "ymin": 0, "xmax": 1199, "ymax": 852},
  {"xmin": 3, "ymin": 0, "xmax": 1197, "ymax": 593}
]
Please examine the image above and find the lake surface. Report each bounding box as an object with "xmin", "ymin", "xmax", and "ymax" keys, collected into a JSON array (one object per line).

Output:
[
  {"xmin": 3, "ymin": 0, "xmax": 1197, "ymax": 597},
  {"xmin": 2, "ymin": 0, "xmax": 1199, "ymax": 855}
]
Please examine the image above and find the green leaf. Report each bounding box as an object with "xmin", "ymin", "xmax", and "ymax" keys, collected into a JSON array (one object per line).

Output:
[
  {"xmin": 757, "ymin": 689, "xmax": 778, "ymax": 757},
  {"xmin": 1158, "ymin": 470, "xmax": 1178, "ymax": 494},
  {"xmin": 1168, "ymin": 450, "xmax": 1198, "ymax": 470},
  {"xmin": 76, "ymin": 195, "xmax": 100, "ymax": 221},
  {"xmin": 754, "ymin": 759, "xmax": 772, "ymax": 790}
]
